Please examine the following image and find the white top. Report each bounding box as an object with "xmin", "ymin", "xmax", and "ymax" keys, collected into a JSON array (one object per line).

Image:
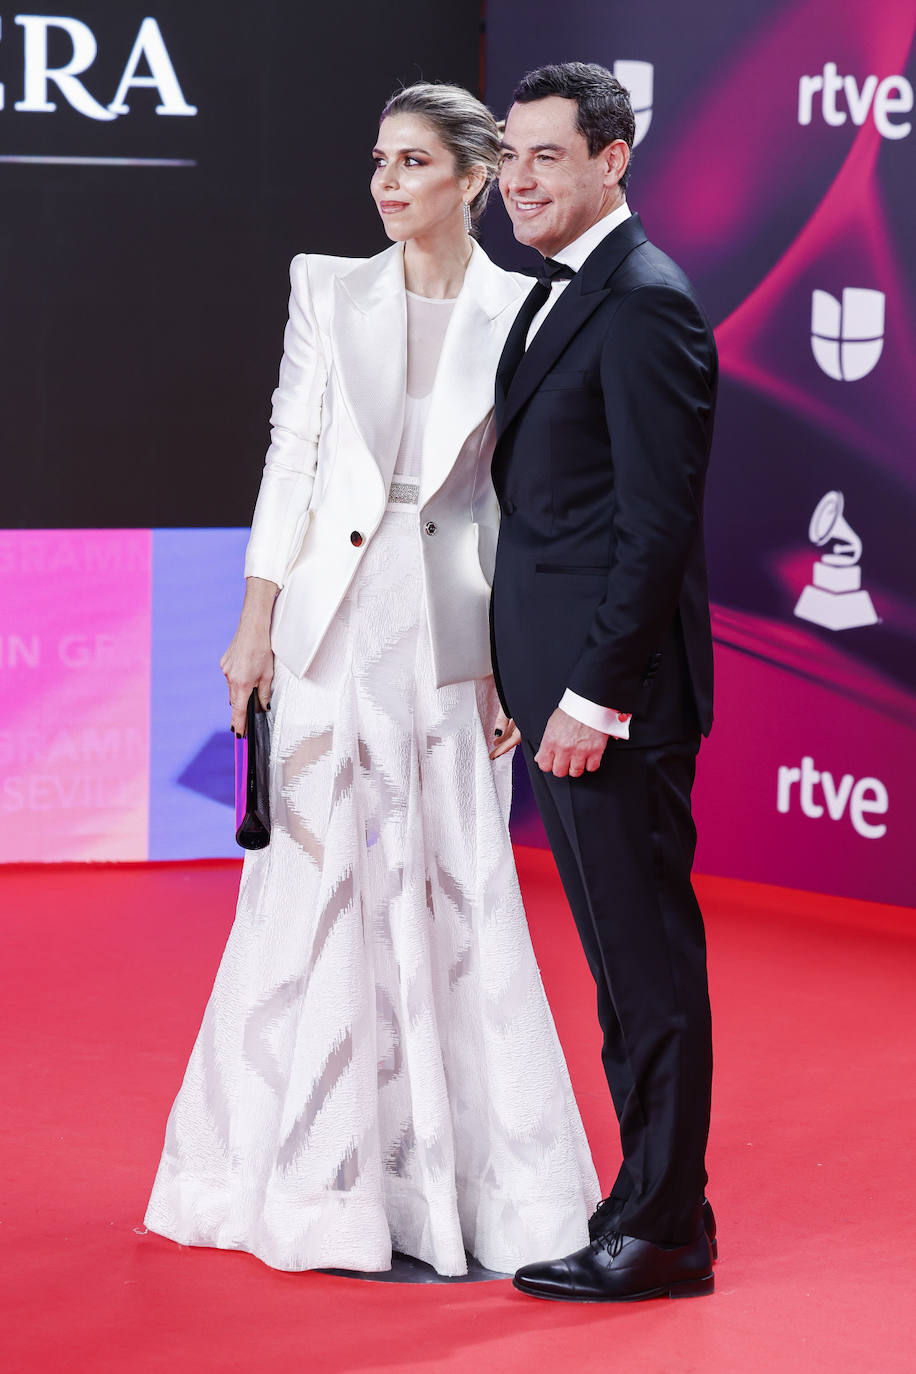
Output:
[
  {"xmin": 524, "ymin": 201, "xmax": 634, "ymax": 739},
  {"xmin": 392, "ymin": 292, "xmax": 456, "ymax": 486}
]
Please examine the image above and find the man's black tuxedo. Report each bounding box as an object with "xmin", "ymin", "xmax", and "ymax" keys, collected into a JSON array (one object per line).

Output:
[
  {"xmin": 492, "ymin": 214, "xmax": 716, "ymax": 748},
  {"xmin": 491, "ymin": 213, "xmax": 717, "ymax": 1247}
]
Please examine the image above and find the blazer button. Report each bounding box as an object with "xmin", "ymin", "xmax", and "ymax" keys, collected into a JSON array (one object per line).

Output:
[
  {"xmin": 504, "ymin": 499, "xmax": 516, "ymax": 516},
  {"xmin": 424, "ymin": 521, "xmax": 437, "ymax": 536},
  {"xmin": 350, "ymin": 531, "xmax": 364, "ymax": 547}
]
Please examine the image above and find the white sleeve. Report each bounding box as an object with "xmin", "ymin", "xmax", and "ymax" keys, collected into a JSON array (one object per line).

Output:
[
  {"xmin": 244, "ymin": 254, "xmax": 327, "ymax": 588},
  {"xmin": 559, "ymin": 688, "xmax": 632, "ymax": 740}
]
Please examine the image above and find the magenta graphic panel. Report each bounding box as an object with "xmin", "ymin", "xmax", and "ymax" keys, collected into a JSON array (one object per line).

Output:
[
  {"xmin": 693, "ymin": 610, "xmax": 915, "ymax": 908},
  {"xmin": 0, "ymin": 531, "xmax": 151, "ymax": 861},
  {"xmin": 486, "ymin": 0, "xmax": 916, "ymax": 910}
]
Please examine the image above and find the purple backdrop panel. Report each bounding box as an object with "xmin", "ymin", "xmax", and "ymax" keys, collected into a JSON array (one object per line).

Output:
[
  {"xmin": 488, "ymin": 0, "xmax": 916, "ymax": 906},
  {"xmin": 0, "ymin": 530, "xmax": 151, "ymax": 861},
  {"xmin": 148, "ymin": 527, "xmax": 249, "ymax": 860}
]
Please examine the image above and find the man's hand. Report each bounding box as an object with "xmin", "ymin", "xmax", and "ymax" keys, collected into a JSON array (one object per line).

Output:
[{"xmin": 534, "ymin": 707, "xmax": 610, "ymax": 778}]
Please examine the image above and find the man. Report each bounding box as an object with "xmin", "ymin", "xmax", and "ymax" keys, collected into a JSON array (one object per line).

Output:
[{"xmin": 490, "ymin": 62, "xmax": 718, "ymax": 1301}]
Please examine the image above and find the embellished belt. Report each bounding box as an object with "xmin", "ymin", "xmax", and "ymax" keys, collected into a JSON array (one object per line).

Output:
[{"xmin": 387, "ymin": 479, "xmax": 420, "ymax": 505}]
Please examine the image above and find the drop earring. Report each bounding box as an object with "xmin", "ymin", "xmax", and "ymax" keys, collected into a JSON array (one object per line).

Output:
[{"xmin": 463, "ymin": 200, "xmax": 472, "ymax": 234}]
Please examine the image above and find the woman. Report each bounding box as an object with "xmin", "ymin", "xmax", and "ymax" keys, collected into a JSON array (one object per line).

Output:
[{"xmin": 145, "ymin": 83, "xmax": 599, "ymax": 1278}]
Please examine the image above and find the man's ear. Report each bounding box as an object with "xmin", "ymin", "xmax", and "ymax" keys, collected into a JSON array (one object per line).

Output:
[{"xmin": 602, "ymin": 139, "xmax": 630, "ymax": 188}]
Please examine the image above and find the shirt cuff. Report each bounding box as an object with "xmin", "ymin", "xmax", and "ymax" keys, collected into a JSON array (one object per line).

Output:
[{"xmin": 560, "ymin": 689, "xmax": 632, "ymax": 740}]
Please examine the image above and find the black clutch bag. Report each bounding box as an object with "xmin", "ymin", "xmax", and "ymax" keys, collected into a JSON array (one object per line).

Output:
[{"xmin": 234, "ymin": 690, "xmax": 271, "ymax": 850}]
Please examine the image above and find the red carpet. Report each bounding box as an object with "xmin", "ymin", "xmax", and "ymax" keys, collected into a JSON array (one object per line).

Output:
[{"xmin": 1, "ymin": 851, "xmax": 914, "ymax": 1373}]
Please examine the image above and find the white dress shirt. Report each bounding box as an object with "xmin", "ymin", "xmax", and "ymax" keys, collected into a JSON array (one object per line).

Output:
[{"xmin": 524, "ymin": 201, "xmax": 634, "ymax": 740}]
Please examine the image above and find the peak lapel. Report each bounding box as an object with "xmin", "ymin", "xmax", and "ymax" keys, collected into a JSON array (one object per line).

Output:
[
  {"xmin": 330, "ymin": 244, "xmax": 407, "ymax": 490},
  {"xmin": 496, "ymin": 213, "xmax": 648, "ymax": 438},
  {"xmin": 496, "ymin": 281, "xmax": 610, "ymax": 436},
  {"xmin": 420, "ymin": 245, "xmax": 527, "ymax": 506}
]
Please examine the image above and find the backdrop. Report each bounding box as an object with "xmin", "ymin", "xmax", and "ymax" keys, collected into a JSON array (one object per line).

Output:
[
  {"xmin": 1, "ymin": 1, "xmax": 913, "ymax": 906},
  {"xmin": 0, "ymin": 0, "xmax": 480, "ymax": 526},
  {"xmin": 488, "ymin": 0, "xmax": 915, "ymax": 907},
  {"xmin": 0, "ymin": 0, "xmax": 479, "ymax": 857}
]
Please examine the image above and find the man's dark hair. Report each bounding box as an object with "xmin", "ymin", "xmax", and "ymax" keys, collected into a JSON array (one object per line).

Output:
[{"xmin": 511, "ymin": 61, "xmax": 636, "ymax": 190}]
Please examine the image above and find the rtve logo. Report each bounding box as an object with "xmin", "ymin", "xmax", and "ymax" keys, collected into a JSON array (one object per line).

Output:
[
  {"xmin": 810, "ymin": 288, "xmax": 884, "ymax": 381},
  {"xmin": 0, "ymin": 14, "xmax": 196, "ymax": 120},
  {"xmin": 612, "ymin": 60, "xmax": 652, "ymax": 147},
  {"xmin": 777, "ymin": 757, "xmax": 888, "ymax": 840},
  {"xmin": 798, "ymin": 63, "xmax": 913, "ymax": 139}
]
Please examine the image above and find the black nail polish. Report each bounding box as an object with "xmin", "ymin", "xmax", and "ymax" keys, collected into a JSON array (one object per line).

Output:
[{"xmin": 494, "ymin": 728, "xmax": 503, "ymax": 738}]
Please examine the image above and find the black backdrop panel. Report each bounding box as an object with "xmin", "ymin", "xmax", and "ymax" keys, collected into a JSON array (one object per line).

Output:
[{"xmin": 0, "ymin": 1, "xmax": 480, "ymax": 527}]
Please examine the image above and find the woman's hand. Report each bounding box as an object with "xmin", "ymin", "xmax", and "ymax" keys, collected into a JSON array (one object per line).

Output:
[
  {"xmin": 489, "ymin": 707, "xmax": 521, "ymax": 760},
  {"xmin": 220, "ymin": 577, "xmax": 278, "ymax": 735}
]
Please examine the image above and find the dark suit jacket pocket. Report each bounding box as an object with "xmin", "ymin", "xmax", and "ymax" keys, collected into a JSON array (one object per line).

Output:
[
  {"xmin": 535, "ymin": 563, "xmax": 609, "ymax": 576},
  {"xmin": 537, "ymin": 371, "xmax": 589, "ymax": 392}
]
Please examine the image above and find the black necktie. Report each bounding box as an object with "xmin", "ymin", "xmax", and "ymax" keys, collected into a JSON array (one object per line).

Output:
[{"xmin": 497, "ymin": 259, "xmax": 576, "ymax": 399}]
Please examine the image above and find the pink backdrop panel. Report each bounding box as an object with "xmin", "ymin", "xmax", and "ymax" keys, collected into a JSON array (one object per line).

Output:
[
  {"xmin": 694, "ymin": 609, "xmax": 915, "ymax": 909},
  {"xmin": 0, "ymin": 530, "xmax": 152, "ymax": 861}
]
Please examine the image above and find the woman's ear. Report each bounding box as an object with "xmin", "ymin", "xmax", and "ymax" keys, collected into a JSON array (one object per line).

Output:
[{"xmin": 465, "ymin": 164, "xmax": 488, "ymax": 202}]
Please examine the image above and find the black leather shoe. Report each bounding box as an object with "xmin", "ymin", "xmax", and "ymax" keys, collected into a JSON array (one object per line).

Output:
[
  {"xmin": 589, "ymin": 1196, "xmax": 718, "ymax": 1261},
  {"xmin": 513, "ymin": 1230, "xmax": 714, "ymax": 1303}
]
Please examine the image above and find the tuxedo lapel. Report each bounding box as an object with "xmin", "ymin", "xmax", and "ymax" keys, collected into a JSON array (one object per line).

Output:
[
  {"xmin": 497, "ymin": 280, "xmax": 612, "ymax": 435},
  {"xmin": 330, "ymin": 244, "xmax": 407, "ymax": 492},
  {"xmin": 496, "ymin": 213, "xmax": 648, "ymax": 438}
]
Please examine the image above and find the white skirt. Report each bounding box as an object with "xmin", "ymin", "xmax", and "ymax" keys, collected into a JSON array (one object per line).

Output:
[{"xmin": 145, "ymin": 506, "xmax": 599, "ymax": 1276}]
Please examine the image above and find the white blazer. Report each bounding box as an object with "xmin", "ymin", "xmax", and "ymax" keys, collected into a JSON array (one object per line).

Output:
[{"xmin": 244, "ymin": 240, "xmax": 529, "ymax": 686}]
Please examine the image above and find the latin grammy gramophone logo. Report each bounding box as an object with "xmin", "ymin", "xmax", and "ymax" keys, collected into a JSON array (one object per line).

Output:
[
  {"xmin": 794, "ymin": 491, "xmax": 878, "ymax": 631},
  {"xmin": 612, "ymin": 61, "xmax": 653, "ymax": 147}
]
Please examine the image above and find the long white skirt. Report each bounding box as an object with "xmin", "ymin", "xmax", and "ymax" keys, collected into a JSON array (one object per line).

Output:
[{"xmin": 145, "ymin": 506, "xmax": 599, "ymax": 1275}]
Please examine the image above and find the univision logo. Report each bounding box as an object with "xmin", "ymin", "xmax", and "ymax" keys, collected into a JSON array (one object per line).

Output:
[
  {"xmin": 613, "ymin": 61, "xmax": 652, "ymax": 147},
  {"xmin": 810, "ymin": 288, "xmax": 884, "ymax": 381}
]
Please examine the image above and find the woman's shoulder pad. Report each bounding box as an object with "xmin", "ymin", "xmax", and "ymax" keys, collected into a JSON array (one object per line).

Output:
[{"xmin": 291, "ymin": 253, "xmax": 368, "ymax": 283}]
